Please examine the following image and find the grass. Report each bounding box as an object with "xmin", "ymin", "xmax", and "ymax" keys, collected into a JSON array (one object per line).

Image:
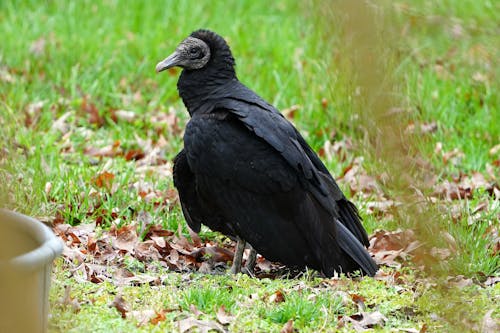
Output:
[
  {"xmin": 1, "ymin": 0, "xmax": 499, "ymax": 331},
  {"xmin": 48, "ymin": 262, "xmax": 500, "ymax": 332}
]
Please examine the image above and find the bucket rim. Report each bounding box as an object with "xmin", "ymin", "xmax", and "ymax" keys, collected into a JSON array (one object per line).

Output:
[{"xmin": 0, "ymin": 209, "xmax": 63, "ymax": 271}]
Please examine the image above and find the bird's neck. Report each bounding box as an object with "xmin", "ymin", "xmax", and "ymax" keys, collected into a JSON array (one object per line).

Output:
[{"xmin": 177, "ymin": 66, "xmax": 236, "ymax": 115}]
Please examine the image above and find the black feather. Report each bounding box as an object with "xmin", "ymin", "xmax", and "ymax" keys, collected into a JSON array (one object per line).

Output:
[{"xmin": 164, "ymin": 29, "xmax": 377, "ymax": 277}]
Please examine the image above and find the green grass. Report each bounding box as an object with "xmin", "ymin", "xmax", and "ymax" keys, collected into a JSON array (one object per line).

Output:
[
  {"xmin": 48, "ymin": 263, "xmax": 500, "ymax": 332},
  {"xmin": 1, "ymin": 0, "xmax": 499, "ymax": 332}
]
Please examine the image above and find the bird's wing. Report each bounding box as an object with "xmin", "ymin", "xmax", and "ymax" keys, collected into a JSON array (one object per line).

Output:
[
  {"xmin": 184, "ymin": 112, "xmax": 376, "ymax": 276},
  {"xmin": 173, "ymin": 149, "xmax": 235, "ymax": 236},
  {"xmin": 212, "ymin": 89, "xmax": 369, "ymax": 246},
  {"xmin": 173, "ymin": 150, "xmax": 203, "ymax": 233}
]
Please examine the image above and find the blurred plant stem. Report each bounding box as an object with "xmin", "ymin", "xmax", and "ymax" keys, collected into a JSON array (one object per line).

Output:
[{"xmin": 308, "ymin": 0, "xmax": 472, "ymax": 330}]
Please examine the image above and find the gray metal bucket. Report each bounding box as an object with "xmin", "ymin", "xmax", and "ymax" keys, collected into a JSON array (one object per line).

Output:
[{"xmin": 0, "ymin": 209, "xmax": 63, "ymax": 333}]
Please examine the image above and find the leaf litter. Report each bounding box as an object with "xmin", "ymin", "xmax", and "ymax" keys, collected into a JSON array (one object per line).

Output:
[{"xmin": 39, "ymin": 90, "xmax": 499, "ymax": 331}]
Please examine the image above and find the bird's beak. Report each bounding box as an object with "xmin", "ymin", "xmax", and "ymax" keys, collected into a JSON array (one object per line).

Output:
[{"xmin": 155, "ymin": 51, "xmax": 180, "ymax": 73}]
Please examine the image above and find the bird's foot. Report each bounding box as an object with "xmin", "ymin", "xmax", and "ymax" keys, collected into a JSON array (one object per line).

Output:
[{"xmin": 230, "ymin": 238, "xmax": 246, "ymax": 274}]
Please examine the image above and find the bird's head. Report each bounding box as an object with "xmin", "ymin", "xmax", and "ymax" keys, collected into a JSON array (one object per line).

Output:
[{"xmin": 155, "ymin": 29, "xmax": 235, "ymax": 74}]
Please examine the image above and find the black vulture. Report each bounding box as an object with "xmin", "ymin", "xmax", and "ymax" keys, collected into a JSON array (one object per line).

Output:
[{"xmin": 156, "ymin": 29, "xmax": 378, "ymax": 277}]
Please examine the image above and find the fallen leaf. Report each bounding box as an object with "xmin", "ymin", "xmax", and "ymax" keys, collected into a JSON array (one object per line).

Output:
[
  {"xmin": 145, "ymin": 224, "xmax": 174, "ymax": 238},
  {"xmin": 405, "ymin": 122, "xmax": 437, "ymax": 134},
  {"xmin": 282, "ymin": 104, "xmax": 300, "ymax": 119},
  {"xmin": 280, "ymin": 319, "xmax": 294, "ymax": 333},
  {"xmin": 81, "ymin": 96, "xmax": 105, "ymax": 127},
  {"xmin": 190, "ymin": 246, "xmax": 234, "ymax": 264},
  {"xmin": 447, "ymin": 275, "xmax": 474, "ymax": 288},
  {"xmin": 484, "ymin": 276, "xmax": 500, "ymax": 287},
  {"xmin": 84, "ymin": 144, "xmax": 121, "ymax": 158},
  {"xmin": 150, "ymin": 309, "xmax": 168, "ymax": 325},
  {"xmin": 216, "ymin": 305, "xmax": 234, "ymax": 325},
  {"xmin": 256, "ymin": 257, "xmax": 272, "ymax": 272},
  {"xmin": 92, "ymin": 171, "xmax": 115, "ymax": 191},
  {"xmin": 350, "ymin": 294, "xmax": 366, "ymax": 309},
  {"xmin": 369, "ymin": 229, "xmax": 420, "ymax": 267},
  {"xmin": 111, "ymin": 294, "xmax": 129, "ymax": 318},
  {"xmin": 51, "ymin": 111, "xmax": 73, "ymax": 134},
  {"xmin": 489, "ymin": 144, "xmax": 500, "ymax": 156},
  {"xmin": 481, "ymin": 309, "xmax": 500, "ymax": 333},
  {"xmin": 125, "ymin": 148, "xmax": 145, "ymax": 161},
  {"xmin": 112, "ymin": 224, "xmax": 138, "ymax": 253},
  {"xmin": 344, "ymin": 310, "xmax": 388, "ymax": 330},
  {"xmin": 433, "ymin": 180, "xmax": 472, "ymax": 200},
  {"xmin": 269, "ymin": 290, "xmax": 286, "ymax": 303},
  {"xmin": 177, "ymin": 317, "xmax": 226, "ymax": 333},
  {"xmin": 189, "ymin": 304, "xmax": 205, "ymax": 318},
  {"xmin": 114, "ymin": 110, "xmax": 137, "ymax": 122},
  {"xmin": 130, "ymin": 309, "xmax": 156, "ymax": 326},
  {"xmin": 188, "ymin": 227, "xmax": 202, "ymax": 247},
  {"xmin": 29, "ymin": 37, "xmax": 46, "ymax": 56},
  {"xmin": 58, "ymin": 285, "xmax": 81, "ymax": 313}
]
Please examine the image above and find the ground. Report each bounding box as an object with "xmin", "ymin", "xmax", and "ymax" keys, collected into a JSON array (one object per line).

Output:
[{"xmin": 0, "ymin": 0, "xmax": 498, "ymax": 332}]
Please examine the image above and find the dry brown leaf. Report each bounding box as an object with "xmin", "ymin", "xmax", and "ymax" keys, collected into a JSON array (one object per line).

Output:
[
  {"xmin": 442, "ymin": 148, "xmax": 464, "ymax": 166},
  {"xmin": 481, "ymin": 309, "xmax": 500, "ymax": 333},
  {"xmin": 365, "ymin": 200, "xmax": 399, "ymax": 216},
  {"xmin": 473, "ymin": 202, "xmax": 490, "ymax": 216},
  {"xmin": 84, "ymin": 144, "xmax": 121, "ymax": 158},
  {"xmin": 93, "ymin": 171, "xmax": 116, "ymax": 191},
  {"xmin": 150, "ymin": 309, "xmax": 168, "ymax": 325},
  {"xmin": 489, "ymin": 144, "xmax": 500, "ymax": 156},
  {"xmin": 433, "ymin": 180, "xmax": 473, "ymax": 200},
  {"xmin": 280, "ymin": 319, "xmax": 294, "ymax": 333},
  {"xmin": 190, "ymin": 246, "xmax": 234, "ymax": 263},
  {"xmin": 405, "ymin": 122, "xmax": 437, "ymax": 134},
  {"xmin": 430, "ymin": 247, "xmax": 451, "ymax": 260},
  {"xmin": 269, "ymin": 290, "xmax": 286, "ymax": 303},
  {"xmin": 124, "ymin": 148, "xmax": 145, "ymax": 161},
  {"xmin": 114, "ymin": 273, "xmax": 159, "ymax": 287},
  {"xmin": 81, "ymin": 96, "xmax": 105, "ymax": 127},
  {"xmin": 447, "ymin": 275, "xmax": 474, "ymax": 288},
  {"xmin": 111, "ymin": 294, "xmax": 129, "ymax": 318},
  {"xmin": 58, "ymin": 285, "xmax": 81, "ymax": 313},
  {"xmin": 30, "ymin": 37, "xmax": 46, "ymax": 56},
  {"xmin": 484, "ymin": 276, "xmax": 500, "ymax": 287},
  {"xmin": 87, "ymin": 234, "xmax": 98, "ymax": 254},
  {"xmin": 189, "ymin": 304, "xmax": 205, "ymax": 318},
  {"xmin": 470, "ymin": 172, "xmax": 488, "ymax": 187},
  {"xmin": 130, "ymin": 309, "xmax": 156, "ymax": 326},
  {"xmin": 112, "ymin": 224, "xmax": 138, "ymax": 253},
  {"xmin": 282, "ymin": 104, "xmax": 300, "ymax": 119},
  {"xmin": 188, "ymin": 227, "xmax": 202, "ymax": 247},
  {"xmin": 369, "ymin": 229, "xmax": 420, "ymax": 267},
  {"xmin": 256, "ymin": 257, "xmax": 272, "ymax": 272},
  {"xmin": 133, "ymin": 242, "xmax": 161, "ymax": 263},
  {"xmin": 216, "ymin": 305, "xmax": 234, "ymax": 325},
  {"xmin": 114, "ymin": 110, "xmax": 137, "ymax": 122},
  {"xmin": 344, "ymin": 310, "xmax": 387, "ymax": 330},
  {"xmin": 145, "ymin": 224, "xmax": 174, "ymax": 238},
  {"xmin": 350, "ymin": 294, "xmax": 366, "ymax": 308},
  {"xmin": 177, "ymin": 317, "xmax": 226, "ymax": 333}
]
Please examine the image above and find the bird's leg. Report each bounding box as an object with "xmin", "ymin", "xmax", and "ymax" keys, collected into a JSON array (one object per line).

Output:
[
  {"xmin": 230, "ymin": 237, "xmax": 246, "ymax": 274},
  {"xmin": 243, "ymin": 246, "xmax": 257, "ymax": 275}
]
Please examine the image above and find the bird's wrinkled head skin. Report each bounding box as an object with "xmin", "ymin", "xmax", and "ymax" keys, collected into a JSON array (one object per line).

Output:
[
  {"xmin": 156, "ymin": 30, "xmax": 235, "ymax": 75},
  {"xmin": 156, "ymin": 36, "xmax": 211, "ymax": 72},
  {"xmin": 156, "ymin": 30, "xmax": 237, "ymax": 113}
]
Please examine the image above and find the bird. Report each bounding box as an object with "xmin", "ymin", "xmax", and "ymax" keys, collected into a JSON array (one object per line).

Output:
[{"xmin": 156, "ymin": 29, "xmax": 378, "ymax": 277}]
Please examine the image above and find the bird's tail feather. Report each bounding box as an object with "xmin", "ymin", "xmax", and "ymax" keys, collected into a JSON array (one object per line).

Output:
[
  {"xmin": 336, "ymin": 220, "xmax": 378, "ymax": 276},
  {"xmin": 338, "ymin": 200, "xmax": 370, "ymax": 247}
]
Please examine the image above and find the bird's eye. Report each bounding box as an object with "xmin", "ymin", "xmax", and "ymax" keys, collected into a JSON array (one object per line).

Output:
[{"xmin": 188, "ymin": 47, "xmax": 204, "ymax": 59}]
